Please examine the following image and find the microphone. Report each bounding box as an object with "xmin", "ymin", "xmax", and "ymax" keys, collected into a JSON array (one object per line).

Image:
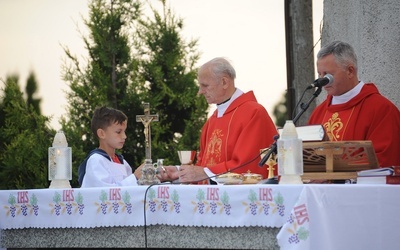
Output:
[{"xmin": 307, "ymin": 74, "xmax": 333, "ymax": 89}]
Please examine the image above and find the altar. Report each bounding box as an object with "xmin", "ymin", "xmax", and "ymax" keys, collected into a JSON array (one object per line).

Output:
[
  {"xmin": 1, "ymin": 184, "xmax": 400, "ymax": 249},
  {"xmin": 0, "ymin": 184, "xmax": 301, "ymax": 249}
]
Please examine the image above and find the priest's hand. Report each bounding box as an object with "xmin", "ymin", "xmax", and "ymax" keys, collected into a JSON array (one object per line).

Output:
[
  {"xmin": 178, "ymin": 165, "xmax": 208, "ymax": 183},
  {"xmin": 157, "ymin": 165, "xmax": 179, "ymax": 182}
]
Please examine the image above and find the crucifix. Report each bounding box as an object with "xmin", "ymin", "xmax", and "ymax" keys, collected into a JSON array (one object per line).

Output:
[{"xmin": 136, "ymin": 103, "xmax": 159, "ymax": 160}]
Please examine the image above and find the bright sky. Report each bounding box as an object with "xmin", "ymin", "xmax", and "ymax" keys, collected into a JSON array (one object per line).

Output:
[{"xmin": 0, "ymin": 0, "xmax": 323, "ymax": 130}]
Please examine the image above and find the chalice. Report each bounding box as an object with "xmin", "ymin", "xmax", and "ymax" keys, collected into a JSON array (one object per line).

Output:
[
  {"xmin": 177, "ymin": 150, "xmax": 196, "ymax": 183},
  {"xmin": 177, "ymin": 150, "xmax": 196, "ymax": 165}
]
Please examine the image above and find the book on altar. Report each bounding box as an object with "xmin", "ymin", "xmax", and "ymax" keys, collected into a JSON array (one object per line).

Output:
[
  {"xmin": 278, "ymin": 124, "xmax": 327, "ymax": 142},
  {"xmin": 356, "ymin": 166, "xmax": 400, "ymax": 184},
  {"xmin": 356, "ymin": 175, "xmax": 400, "ymax": 184},
  {"xmin": 357, "ymin": 167, "xmax": 395, "ymax": 177},
  {"xmin": 357, "ymin": 166, "xmax": 400, "ymax": 176}
]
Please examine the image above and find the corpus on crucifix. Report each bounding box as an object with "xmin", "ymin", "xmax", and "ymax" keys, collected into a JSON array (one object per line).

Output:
[{"xmin": 136, "ymin": 103, "xmax": 159, "ymax": 160}]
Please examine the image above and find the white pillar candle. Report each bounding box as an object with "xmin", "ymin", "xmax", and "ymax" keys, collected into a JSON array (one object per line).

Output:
[
  {"xmin": 278, "ymin": 120, "xmax": 303, "ymax": 184},
  {"xmin": 48, "ymin": 131, "xmax": 72, "ymax": 181}
]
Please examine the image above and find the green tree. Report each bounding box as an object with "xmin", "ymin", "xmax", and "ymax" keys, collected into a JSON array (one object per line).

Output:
[
  {"xmin": 273, "ymin": 92, "xmax": 289, "ymax": 128},
  {"xmin": 61, "ymin": 0, "xmax": 143, "ymax": 187},
  {"xmin": 133, "ymin": 0, "xmax": 208, "ymax": 164},
  {"xmin": 25, "ymin": 71, "xmax": 42, "ymax": 114},
  {"xmin": 0, "ymin": 76, "xmax": 54, "ymax": 189}
]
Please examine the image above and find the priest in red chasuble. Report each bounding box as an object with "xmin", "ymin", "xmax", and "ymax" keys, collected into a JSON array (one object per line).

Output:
[
  {"xmin": 308, "ymin": 41, "xmax": 400, "ymax": 167},
  {"xmin": 163, "ymin": 57, "xmax": 278, "ymax": 184}
]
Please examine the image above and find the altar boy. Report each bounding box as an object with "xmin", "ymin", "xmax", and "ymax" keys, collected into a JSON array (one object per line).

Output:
[{"xmin": 78, "ymin": 106, "xmax": 141, "ymax": 187}]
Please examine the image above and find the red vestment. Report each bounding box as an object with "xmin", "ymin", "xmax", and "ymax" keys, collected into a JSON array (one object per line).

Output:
[
  {"xmin": 196, "ymin": 91, "xmax": 278, "ymax": 179},
  {"xmin": 308, "ymin": 83, "xmax": 400, "ymax": 167}
]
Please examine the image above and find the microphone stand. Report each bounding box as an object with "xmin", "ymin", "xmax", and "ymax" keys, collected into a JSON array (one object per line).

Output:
[{"xmin": 258, "ymin": 86, "xmax": 323, "ymax": 183}]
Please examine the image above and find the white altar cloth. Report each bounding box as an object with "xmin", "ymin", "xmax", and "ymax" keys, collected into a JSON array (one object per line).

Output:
[
  {"xmin": 3, "ymin": 184, "xmax": 400, "ymax": 250},
  {"xmin": 0, "ymin": 184, "xmax": 303, "ymax": 229},
  {"xmin": 277, "ymin": 184, "xmax": 400, "ymax": 250}
]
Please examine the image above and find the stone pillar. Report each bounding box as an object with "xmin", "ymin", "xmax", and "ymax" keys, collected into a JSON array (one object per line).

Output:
[
  {"xmin": 318, "ymin": 0, "xmax": 400, "ymax": 108},
  {"xmin": 286, "ymin": 0, "xmax": 315, "ymax": 126}
]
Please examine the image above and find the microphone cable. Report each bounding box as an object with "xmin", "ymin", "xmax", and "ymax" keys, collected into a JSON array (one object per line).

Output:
[{"xmin": 142, "ymin": 181, "xmax": 171, "ymax": 249}]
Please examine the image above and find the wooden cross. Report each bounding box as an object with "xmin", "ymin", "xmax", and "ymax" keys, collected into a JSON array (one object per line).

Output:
[{"xmin": 136, "ymin": 103, "xmax": 159, "ymax": 160}]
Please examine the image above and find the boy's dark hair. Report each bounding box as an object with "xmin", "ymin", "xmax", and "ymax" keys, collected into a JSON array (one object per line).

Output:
[{"xmin": 91, "ymin": 106, "xmax": 128, "ymax": 139}]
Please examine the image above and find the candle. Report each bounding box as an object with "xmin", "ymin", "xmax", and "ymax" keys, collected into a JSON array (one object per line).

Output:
[
  {"xmin": 277, "ymin": 120, "xmax": 303, "ymax": 184},
  {"xmin": 55, "ymin": 148, "xmax": 67, "ymax": 179},
  {"xmin": 48, "ymin": 131, "xmax": 72, "ymax": 184},
  {"xmin": 285, "ymin": 144, "xmax": 295, "ymax": 174}
]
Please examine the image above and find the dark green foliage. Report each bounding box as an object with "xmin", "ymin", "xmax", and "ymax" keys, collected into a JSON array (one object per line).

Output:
[
  {"xmin": 273, "ymin": 92, "xmax": 289, "ymax": 128},
  {"xmin": 0, "ymin": 76, "xmax": 54, "ymax": 189},
  {"xmin": 25, "ymin": 71, "xmax": 42, "ymax": 114},
  {"xmin": 133, "ymin": 0, "xmax": 208, "ymax": 164},
  {"xmin": 61, "ymin": 0, "xmax": 144, "ymax": 187}
]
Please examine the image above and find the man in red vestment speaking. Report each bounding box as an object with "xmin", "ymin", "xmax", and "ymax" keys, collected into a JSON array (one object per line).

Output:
[
  {"xmin": 308, "ymin": 41, "xmax": 400, "ymax": 167},
  {"xmin": 162, "ymin": 57, "xmax": 278, "ymax": 184}
]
